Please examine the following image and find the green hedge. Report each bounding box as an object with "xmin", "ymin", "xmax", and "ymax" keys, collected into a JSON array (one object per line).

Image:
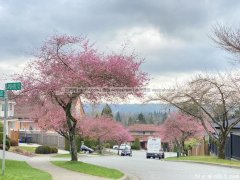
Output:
[
  {"xmin": 0, "ymin": 122, "xmax": 11, "ymax": 150},
  {"xmin": 131, "ymin": 138, "xmax": 140, "ymax": 150},
  {"xmin": 35, "ymin": 145, "xmax": 58, "ymax": 154}
]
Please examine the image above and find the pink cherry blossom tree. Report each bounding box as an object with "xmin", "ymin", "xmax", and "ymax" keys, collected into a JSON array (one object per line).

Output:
[
  {"xmin": 162, "ymin": 112, "xmax": 205, "ymax": 155},
  {"xmin": 112, "ymin": 123, "xmax": 133, "ymax": 155},
  {"xmin": 15, "ymin": 35, "xmax": 148, "ymax": 161},
  {"xmin": 80, "ymin": 117, "xmax": 132, "ymax": 154}
]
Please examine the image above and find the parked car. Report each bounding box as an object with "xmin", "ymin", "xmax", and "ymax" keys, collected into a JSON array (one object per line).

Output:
[
  {"xmin": 113, "ymin": 145, "xmax": 119, "ymax": 149},
  {"xmin": 80, "ymin": 145, "xmax": 94, "ymax": 153},
  {"xmin": 121, "ymin": 148, "xmax": 132, "ymax": 156},
  {"xmin": 119, "ymin": 144, "xmax": 131, "ymax": 150}
]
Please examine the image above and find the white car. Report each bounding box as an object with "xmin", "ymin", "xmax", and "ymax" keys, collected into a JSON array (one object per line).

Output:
[
  {"xmin": 113, "ymin": 145, "xmax": 119, "ymax": 149},
  {"xmin": 119, "ymin": 144, "xmax": 131, "ymax": 150},
  {"xmin": 113, "ymin": 144, "xmax": 131, "ymax": 150}
]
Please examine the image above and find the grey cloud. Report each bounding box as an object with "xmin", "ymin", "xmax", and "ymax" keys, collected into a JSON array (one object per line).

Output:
[{"xmin": 0, "ymin": 0, "xmax": 240, "ymax": 75}]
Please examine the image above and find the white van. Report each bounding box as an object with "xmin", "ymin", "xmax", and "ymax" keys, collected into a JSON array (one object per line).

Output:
[{"xmin": 146, "ymin": 137, "xmax": 164, "ymax": 159}]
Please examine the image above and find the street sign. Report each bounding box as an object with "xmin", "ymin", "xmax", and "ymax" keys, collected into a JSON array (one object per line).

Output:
[
  {"xmin": 6, "ymin": 82, "xmax": 21, "ymax": 90},
  {"xmin": 0, "ymin": 90, "xmax": 4, "ymax": 97}
]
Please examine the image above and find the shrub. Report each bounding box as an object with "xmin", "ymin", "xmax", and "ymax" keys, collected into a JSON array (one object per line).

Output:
[
  {"xmin": 50, "ymin": 147, "xmax": 58, "ymax": 153},
  {"xmin": 0, "ymin": 122, "xmax": 11, "ymax": 150},
  {"xmin": 35, "ymin": 145, "xmax": 51, "ymax": 154},
  {"xmin": 10, "ymin": 139, "xmax": 19, "ymax": 146},
  {"xmin": 6, "ymin": 138, "xmax": 11, "ymax": 150},
  {"xmin": 131, "ymin": 138, "xmax": 140, "ymax": 150},
  {"xmin": 0, "ymin": 144, "xmax": 9, "ymax": 151},
  {"xmin": 104, "ymin": 143, "xmax": 110, "ymax": 148},
  {"xmin": 35, "ymin": 145, "xmax": 58, "ymax": 154}
]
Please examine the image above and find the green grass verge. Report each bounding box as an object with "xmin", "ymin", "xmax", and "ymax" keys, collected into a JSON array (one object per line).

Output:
[
  {"xmin": 18, "ymin": 146, "xmax": 36, "ymax": 153},
  {"xmin": 0, "ymin": 159, "xmax": 52, "ymax": 180},
  {"xmin": 166, "ymin": 156, "xmax": 240, "ymax": 167},
  {"xmin": 52, "ymin": 154, "xmax": 71, "ymax": 158},
  {"xmin": 51, "ymin": 161, "xmax": 124, "ymax": 179},
  {"xmin": 52, "ymin": 152, "xmax": 101, "ymax": 158},
  {"xmin": 10, "ymin": 146, "xmax": 36, "ymax": 153}
]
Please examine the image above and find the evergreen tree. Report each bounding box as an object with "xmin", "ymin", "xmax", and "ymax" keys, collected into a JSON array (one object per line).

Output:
[
  {"xmin": 138, "ymin": 113, "xmax": 146, "ymax": 124},
  {"xmin": 101, "ymin": 104, "xmax": 113, "ymax": 117},
  {"xmin": 148, "ymin": 114, "xmax": 154, "ymax": 124},
  {"xmin": 128, "ymin": 117, "xmax": 134, "ymax": 125},
  {"xmin": 115, "ymin": 111, "xmax": 122, "ymax": 122}
]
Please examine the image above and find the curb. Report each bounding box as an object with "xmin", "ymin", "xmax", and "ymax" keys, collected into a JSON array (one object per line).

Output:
[
  {"xmin": 120, "ymin": 174, "xmax": 140, "ymax": 180},
  {"xmin": 166, "ymin": 160, "xmax": 240, "ymax": 169}
]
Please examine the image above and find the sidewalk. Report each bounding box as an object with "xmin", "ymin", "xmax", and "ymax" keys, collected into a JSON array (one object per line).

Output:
[
  {"xmin": 1, "ymin": 149, "xmax": 131, "ymax": 180},
  {"xmin": 27, "ymin": 159, "xmax": 108, "ymax": 180}
]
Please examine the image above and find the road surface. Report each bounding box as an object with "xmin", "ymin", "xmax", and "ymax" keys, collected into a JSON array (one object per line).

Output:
[{"xmin": 80, "ymin": 150, "xmax": 240, "ymax": 180}]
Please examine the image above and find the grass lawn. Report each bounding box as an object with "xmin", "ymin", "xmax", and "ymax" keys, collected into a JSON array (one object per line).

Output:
[
  {"xmin": 10, "ymin": 146, "xmax": 36, "ymax": 153},
  {"xmin": 52, "ymin": 152, "xmax": 100, "ymax": 158},
  {"xmin": 18, "ymin": 146, "xmax": 36, "ymax": 153},
  {"xmin": 166, "ymin": 156, "xmax": 240, "ymax": 167},
  {"xmin": 52, "ymin": 154, "xmax": 71, "ymax": 158},
  {"xmin": 0, "ymin": 159, "xmax": 52, "ymax": 180},
  {"xmin": 51, "ymin": 161, "xmax": 124, "ymax": 179}
]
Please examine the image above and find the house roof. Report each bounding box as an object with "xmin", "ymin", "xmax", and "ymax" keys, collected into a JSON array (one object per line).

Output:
[
  {"xmin": 128, "ymin": 124, "xmax": 161, "ymax": 132},
  {"xmin": 213, "ymin": 118, "xmax": 240, "ymax": 129}
]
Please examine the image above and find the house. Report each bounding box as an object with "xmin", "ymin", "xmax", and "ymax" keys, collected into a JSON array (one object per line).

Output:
[
  {"xmin": 128, "ymin": 124, "xmax": 164, "ymax": 149},
  {"xmin": 211, "ymin": 118, "xmax": 240, "ymax": 159},
  {"xmin": 0, "ymin": 97, "xmax": 19, "ymax": 135},
  {"xmin": 0, "ymin": 95, "xmax": 40, "ymax": 137}
]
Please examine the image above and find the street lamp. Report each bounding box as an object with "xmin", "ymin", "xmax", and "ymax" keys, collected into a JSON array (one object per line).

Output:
[{"xmin": 1, "ymin": 82, "xmax": 21, "ymax": 176}]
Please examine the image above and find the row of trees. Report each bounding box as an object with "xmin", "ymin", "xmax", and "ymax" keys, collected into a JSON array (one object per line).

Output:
[
  {"xmin": 101, "ymin": 103, "xmax": 168, "ymax": 125},
  {"xmin": 151, "ymin": 25, "xmax": 240, "ymax": 159}
]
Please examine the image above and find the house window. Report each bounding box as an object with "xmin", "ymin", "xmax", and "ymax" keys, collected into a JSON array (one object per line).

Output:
[{"xmin": 9, "ymin": 104, "xmax": 12, "ymax": 111}]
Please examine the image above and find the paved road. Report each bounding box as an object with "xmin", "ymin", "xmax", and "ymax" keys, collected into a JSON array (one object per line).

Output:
[{"xmin": 80, "ymin": 150, "xmax": 240, "ymax": 180}]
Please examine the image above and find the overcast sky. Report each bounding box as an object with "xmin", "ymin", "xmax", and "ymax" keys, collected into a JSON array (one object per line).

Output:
[{"xmin": 1, "ymin": 0, "xmax": 240, "ymax": 89}]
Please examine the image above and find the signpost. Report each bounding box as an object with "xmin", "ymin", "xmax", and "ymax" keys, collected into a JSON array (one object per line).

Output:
[
  {"xmin": 6, "ymin": 82, "xmax": 22, "ymax": 90},
  {"xmin": 0, "ymin": 90, "xmax": 4, "ymax": 97},
  {"xmin": 1, "ymin": 82, "xmax": 21, "ymax": 176}
]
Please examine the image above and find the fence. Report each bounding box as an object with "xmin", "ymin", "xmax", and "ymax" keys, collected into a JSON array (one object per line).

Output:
[
  {"xmin": 188, "ymin": 139, "xmax": 209, "ymax": 156},
  {"xmin": 210, "ymin": 133, "xmax": 240, "ymax": 160},
  {"xmin": 18, "ymin": 130, "xmax": 65, "ymax": 149}
]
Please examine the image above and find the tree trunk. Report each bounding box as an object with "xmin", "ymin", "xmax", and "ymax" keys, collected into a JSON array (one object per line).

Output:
[
  {"xmin": 66, "ymin": 102, "xmax": 78, "ymax": 161},
  {"xmin": 217, "ymin": 138, "xmax": 226, "ymax": 159},
  {"xmin": 181, "ymin": 141, "xmax": 185, "ymax": 156},
  {"xmin": 69, "ymin": 130, "xmax": 78, "ymax": 161},
  {"xmin": 98, "ymin": 139, "xmax": 103, "ymax": 154},
  {"xmin": 117, "ymin": 144, "xmax": 120, "ymax": 155}
]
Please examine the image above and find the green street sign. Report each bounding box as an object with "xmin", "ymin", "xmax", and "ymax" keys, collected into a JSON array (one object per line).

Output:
[
  {"xmin": 6, "ymin": 82, "xmax": 22, "ymax": 90},
  {"xmin": 0, "ymin": 90, "xmax": 4, "ymax": 97}
]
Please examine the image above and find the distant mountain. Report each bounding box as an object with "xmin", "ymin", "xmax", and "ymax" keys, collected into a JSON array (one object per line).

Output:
[{"xmin": 83, "ymin": 103, "xmax": 176, "ymax": 115}]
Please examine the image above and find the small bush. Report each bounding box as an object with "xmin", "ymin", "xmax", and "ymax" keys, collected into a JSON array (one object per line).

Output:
[
  {"xmin": 10, "ymin": 139, "xmax": 19, "ymax": 146},
  {"xmin": 104, "ymin": 143, "xmax": 110, "ymax": 148},
  {"xmin": 6, "ymin": 138, "xmax": 11, "ymax": 150},
  {"xmin": 131, "ymin": 138, "xmax": 140, "ymax": 150},
  {"xmin": 0, "ymin": 144, "xmax": 9, "ymax": 151},
  {"xmin": 50, "ymin": 147, "xmax": 58, "ymax": 153},
  {"xmin": 35, "ymin": 145, "xmax": 51, "ymax": 154},
  {"xmin": 35, "ymin": 145, "xmax": 58, "ymax": 154}
]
